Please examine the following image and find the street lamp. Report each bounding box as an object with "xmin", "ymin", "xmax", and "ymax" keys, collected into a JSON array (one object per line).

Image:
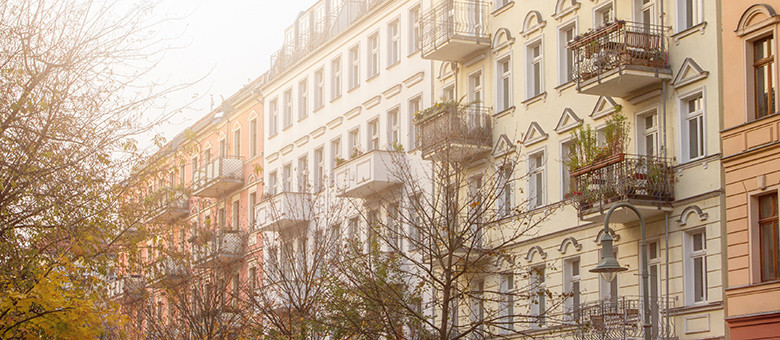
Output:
[{"xmin": 589, "ymin": 202, "xmax": 651, "ymax": 340}]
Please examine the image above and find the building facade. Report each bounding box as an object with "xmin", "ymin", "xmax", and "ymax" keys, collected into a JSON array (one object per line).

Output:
[{"xmin": 721, "ymin": 1, "xmax": 780, "ymax": 338}]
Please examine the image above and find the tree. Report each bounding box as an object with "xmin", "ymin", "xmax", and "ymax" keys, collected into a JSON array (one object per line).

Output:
[{"xmin": 0, "ymin": 0, "xmax": 189, "ymax": 337}]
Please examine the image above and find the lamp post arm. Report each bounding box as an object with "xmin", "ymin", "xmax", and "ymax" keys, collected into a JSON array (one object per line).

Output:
[{"xmin": 603, "ymin": 203, "xmax": 651, "ymax": 340}]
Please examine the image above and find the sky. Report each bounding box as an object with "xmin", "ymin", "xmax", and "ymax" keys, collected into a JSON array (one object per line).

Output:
[{"xmin": 143, "ymin": 0, "xmax": 313, "ymax": 148}]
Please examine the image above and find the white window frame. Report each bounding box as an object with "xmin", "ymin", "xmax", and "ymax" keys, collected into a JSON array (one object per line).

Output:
[
  {"xmin": 283, "ymin": 89, "xmax": 293, "ymax": 129},
  {"xmin": 348, "ymin": 127, "xmax": 361, "ymax": 157},
  {"xmin": 593, "ymin": 1, "xmax": 614, "ymax": 28},
  {"xmin": 499, "ymin": 272, "xmax": 514, "ymax": 333},
  {"xmin": 563, "ymin": 257, "xmax": 581, "ymax": 322},
  {"xmin": 297, "ymin": 154, "xmax": 308, "ymax": 192},
  {"xmin": 442, "ymin": 83, "xmax": 456, "ymax": 101},
  {"xmin": 282, "ymin": 163, "xmax": 292, "ymax": 192},
  {"xmin": 248, "ymin": 191, "xmax": 256, "ymax": 230},
  {"xmin": 367, "ymin": 118, "xmax": 379, "ymax": 151},
  {"xmin": 314, "ymin": 146, "xmax": 324, "ymax": 192},
  {"xmin": 330, "ymin": 137, "xmax": 342, "ymax": 186},
  {"xmin": 558, "ymin": 19, "xmax": 577, "ymax": 85},
  {"xmin": 388, "ymin": 19, "xmax": 400, "ymax": 66},
  {"xmin": 527, "ymin": 148, "xmax": 546, "ymax": 209},
  {"xmin": 314, "ymin": 68, "xmax": 324, "ymax": 109},
  {"xmin": 349, "ymin": 44, "xmax": 360, "ymax": 89},
  {"xmin": 529, "ymin": 265, "xmax": 546, "ymax": 326},
  {"xmin": 496, "ymin": 165, "xmax": 514, "ymax": 217},
  {"xmin": 495, "ymin": 54, "xmax": 512, "ymax": 111},
  {"xmin": 368, "ymin": 32, "xmax": 380, "ymax": 79},
  {"xmin": 268, "ymin": 170, "xmax": 278, "ymax": 196},
  {"xmin": 298, "ymin": 78, "xmax": 308, "ymax": 120},
  {"xmin": 599, "ymin": 246, "xmax": 619, "ymax": 301},
  {"xmin": 232, "ymin": 127, "xmax": 241, "ymax": 157},
  {"xmin": 636, "ymin": 106, "xmax": 659, "ymax": 157},
  {"xmin": 387, "ymin": 107, "xmax": 400, "ymax": 147},
  {"xmin": 494, "ymin": 0, "xmax": 512, "ymax": 11},
  {"xmin": 560, "ymin": 138, "xmax": 574, "ymax": 200},
  {"xmin": 684, "ymin": 228, "xmax": 708, "ymax": 305},
  {"xmin": 676, "ymin": 0, "xmax": 704, "ymax": 32},
  {"xmin": 633, "ymin": 0, "xmax": 656, "ymax": 26},
  {"xmin": 408, "ymin": 95, "xmax": 421, "ymax": 148},
  {"xmin": 409, "ymin": 5, "xmax": 421, "ymax": 54},
  {"xmin": 468, "ymin": 69, "xmax": 483, "ymax": 105},
  {"xmin": 678, "ymin": 87, "xmax": 706, "ymax": 163},
  {"xmin": 268, "ymin": 98, "xmax": 278, "ymax": 136},
  {"xmin": 331, "ymin": 57, "xmax": 342, "ymax": 100},
  {"xmin": 470, "ymin": 279, "xmax": 485, "ymax": 333},
  {"xmin": 526, "ymin": 38, "xmax": 544, "ymax": 99}
]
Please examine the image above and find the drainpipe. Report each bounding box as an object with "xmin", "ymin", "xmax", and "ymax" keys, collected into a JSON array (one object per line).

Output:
[{"xmin": 659, "ymin": 0, "xmax": 671, "ymax": 335}]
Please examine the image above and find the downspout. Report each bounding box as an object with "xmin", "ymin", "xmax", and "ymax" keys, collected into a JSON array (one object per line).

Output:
[{"xmin": 659, "ymin": 0, "xmax": 671, "ymax": 335}]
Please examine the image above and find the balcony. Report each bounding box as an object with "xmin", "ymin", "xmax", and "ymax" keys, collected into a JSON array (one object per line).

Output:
[
  {"xmin": 570, "ymin": 154, "xmax": 674, "ymax": 223},
  {"xmin": 333, "ymin": 150, "xmax": 404, "ymax": 198},
  {"xmin": 255, "ymin": 192, "xmax": 311, "ymax": 232},
  {"xmin": 569, "ymin": 21, "xmax": 672, "ymax": 98},
  {"xmin": 419, "ymin": 0, "xmax": 490, "ymax": 61},
  {"xmin": 192, "ymin": 229, "xmax": 245, "ymax": 266},
  {"xmin": 147, "ymin": 188, "xmax": 189, "ymax": 224},
  {"xmin": 111, "ymin": 275, "xmax": 145, "ymax": 302},
  {"xmin": 572, "ymin": 296, "xmax": 677, "ymax": 340},
  {"xmin": 154, "ymin": 257, "xmax": 189, "ymax": 286},
  {"xmin": 192, "ymin": 156, "xmax": 244, "ymax": 197},
  {"xmin": 415, "ymin": 104, "xmax": 492, "ymax": 162}
]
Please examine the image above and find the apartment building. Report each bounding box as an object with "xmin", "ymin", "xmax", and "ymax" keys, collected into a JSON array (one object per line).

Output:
[
  {"xmin": 109, "ymin": 79, "xmax": 264, "ymax": 337},
  {"xmin": 417, "ymin": 0, "xmax": 725, "ymax": 338},
  {"xmin": 721, "ymin": 1, "xmax": 780, "ymax": 338}
]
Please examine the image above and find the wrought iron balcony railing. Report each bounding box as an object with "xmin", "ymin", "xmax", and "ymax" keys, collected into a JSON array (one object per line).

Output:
[
  {"xmin": 572, "ymin": 296, "xmax": 677, "ymax": 340},
  {"xmin": 146, "ymin": 188, "xmax": 189, "ymax": 223},
  {"xmin": 415, "ymin": 104, "xmax": 492, "ymax": 162},
  {"xmin": 419, "ymin": 0, "xmax": 490, "ymax": 61},
  {"xmin": 192, "ymin": 229, "xmax": 245, "ymax": 266},
  {"xmin": 192, "ymin": 156, "xmax": 244, "ymax": 197}
]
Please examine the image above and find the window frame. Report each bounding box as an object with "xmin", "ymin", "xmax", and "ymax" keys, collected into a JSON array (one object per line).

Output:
[
  {"xmin": 367, "ymin": 118, "xmax": 379, "ymax": 151},
  {"xmin": 314, "ymin": 68, "xmax": 325, "ymax": 109},
  {"xmin": 408, "ymin": 4, "xmax": 421, "ymax": 54},
  {"xmin": 495, "ymin": 54, "xmax": 512, "ymax": 111},
  {"xmin": 368, "ymin": 32, "xmax": 380, "ymax": 79},
  {"xmin": 283, "ymin": 89, "xmax": 293, "ymax": 129},
  {"xmin": 298, "ymin": 78, "xmax": 308, "ymax": 120},
  {"xmin": 527, "ymin": 148, "xmax": 546, "ymax": 209},
  {"xmin": 526, "ymin": 38, "xmax": 544, "ymax": 100},
  {"xmin": 684, "ymin": 228, "xmax": 708, "ymax": 305},
  {"xmin": 268, "ymin": 97, "xmax": 278, "ymax": 136},
  {"xmin": 675, "ymin": 0, "xmax": 704, "ymax": 33},
  {"xmin": 677, "ymin": 87, "xmax": 706, "ymax": 163},
  {"xmin": 558, "ymin": 19, "xmax": 577, "ymax": 85},
  {"xmin": 387, "ymin": 107, "xmax": 400, "ymax": 147},
  {"xmin": 636, "ymin": 106, "xmax": 660, "ymax": 157},
  {"xmin": 387, "ymin": 18, "xmax": 400, "ymax": 66},
  {"xmin": 349, "ymin": 44, "xmax": 360, "ymax": 89},
  {"xmin": 563, "ymin": 257, "xmax": 581, "ymax": 322},
  {"xmin": 756, "ymin": 192, "xmax": 780, "ymax": 282},
  {"xmin": 331, "ymin": 57, "xmax": 342, "ymax": 100}
]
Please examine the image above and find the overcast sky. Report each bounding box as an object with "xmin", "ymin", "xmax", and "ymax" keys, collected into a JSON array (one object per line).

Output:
[{"xmin": 144, "ymin": 0, "xmax": 313, "ymax": 147}]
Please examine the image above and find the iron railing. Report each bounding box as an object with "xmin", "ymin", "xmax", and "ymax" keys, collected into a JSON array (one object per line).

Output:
[
  {"xmin": 147, "ymin": 188, "xmax": 189, "ymax": 221},
  {"xmin": 570, "ymin": 154, "xmax": 674, "ymax": 212},
  {"xmin": 192, "ymin": 156, "xmax": 243, "ymax": 193},
  {"xmin": 572, "ymin": 296, "xmax": 677, "ymax": 340},
  {"xmin": 569, "ymin": 21, "xmax": 669, "ymax": 87},
  {"xmin": 192, "ymin": 229, "xmax": 245, "ymax": 265},
  {"xmin": 154, "ymin": 257, "xmax": 189, "ymax": 285},
  {"xmin": 268, "ymin": 0, "xmax": 393, "ymax": 81},
  {"xmin": 419, "ymin": 0, "xmax": 490, "ymax": 56},
  {"xmin": 415, "ymin": 104, "xmax": 492, "ymax": 159}
]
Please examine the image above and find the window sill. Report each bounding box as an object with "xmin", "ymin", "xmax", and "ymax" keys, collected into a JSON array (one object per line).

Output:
[
  {"xmin": 313, "ymin": 105, "xmax": 324, "ymax": 114},
  {"xmin": 282, "ymin": 124, "xmax": 293, "ymax": 132},
  {"xmin": 673, "ymin": 153, "xmax": 720, "ymax": 171},
  {"xmin": 386, "ymin": 60, "xmax": 400, "ymax": 71},
  {"xmin": 494, "ymin": 106, "xmax": 515, "ymax": 119},
  {"xmin": 491, "ymin": 1, "xmax": 514, "ymax": 17},
  {"xmin": 554, "ymin": 81, "xmax": 576, "ymax": 95},
  {"xmin": 329, "ymin": 95, "xmax": 342, "ymax": 103},
  {"xmin": 522, "ymin": 91, "xmax": 547, "ymax": 109},
  {"xmin": 366, "ymin": 73, "xmax": 380, "ymax": 83},
  {"xmin": 407, "ymin": 49, "xmax": 420, "ymax": 58},
  {"xmin": 672, "ymin": 22, "xmax": 707, "ymax": 45},
  {"xmin": 348, "ymin": 84, "xmax": 360, "ymax": 93},
  {"xmin": 297, "ymin": 115, "xmax": 308, "ymax": 123}
]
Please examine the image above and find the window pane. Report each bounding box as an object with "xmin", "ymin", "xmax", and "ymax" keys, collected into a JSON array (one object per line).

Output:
[
  {"xmin": 756, "ymin": 62, "xmax": 774, "ymax": 119},
  {"xmin": 759, "ymin": 194, "xmax": 776, "ymax": 219},
  {"xmin": 688, "ymin": 118, "xmax": 700, "ymax": 158},
  {"xmin": 761, "ymin": 222, "xmax": 778, "ymax": 281},
  {"xmin": 694, "ymin": 257, "xmax": 704, "ymax": 302}
]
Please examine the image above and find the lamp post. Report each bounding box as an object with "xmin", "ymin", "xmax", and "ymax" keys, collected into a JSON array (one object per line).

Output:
[{"xmin": 589, "ymin": 202, "xmax": 651, "ymax": 340}]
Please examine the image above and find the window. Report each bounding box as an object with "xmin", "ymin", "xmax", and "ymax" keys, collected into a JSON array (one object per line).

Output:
[
  {"xmin": 468, "ymin": 175, "xmax": 484, "ymax": 248},
  {"xmin": 529, "ymin": 266, "xmax": 546, "ymax": 326},
  {"xmin": 681, "ymin": 93, "xmax": 704, "ymax": 161},
  {"xmin": 469, "ymin": 70, "xmax": 483, "ymax": 104},
  {"xmin": 232, "ymin": 200, "xmax": 239, "ymax": 230},
  {"xmin": 282, "ymin": 164, "xmax": 292, "ymax": 192},
  {"xmin": 269, "ymin": 98, "xmax": 278, "ymax": 135},
  {"xmin": 250, "ymin": 118, "xmax": 257, "ymax": 157},
  {"xmin": 298, "ymin": 79, "xmax": 308, "ymax": 120},
  {"xmin": 409, "ymin": 5, "xmax": 420, "ymax": 53},
  {"xmin": 499, "ymin": 273, "xmax": 514, "ymax": 333},
  {"xmin": 442, "ymin": 84, "xmax": 455, "ymax": 101},
  {"xmin": 561, "ymin": 140, "xmax": 574, "ymax": 198},
  {"xmin": 368, "ymin": 33, "xmax": 380, "ymax": 78},
  {"xmin": 470, "ymin": 280, "xmax": 485, "ymax": 334},
  {"xmin": 564, "ymin": 258, "xmax": 581, "ymax": 322},
  {"xmin": 268, "ymin": 171, "xmax": 278, "ymax": 196},
  {"xmin": 638, "ymin": 109, "xmax": 659, "ymax": 156},
  {"xmin": 497, "ymin": 166, "xmax": 513, "ymax": 217},
  {"xmin": 348, "ymin": 128, "xmax": 360, "ymax": 157},
  {"xmin": 759, "ymin": 193, "xmax": 780, "ymax": 281},
  {"xmin": 218, "ymin": 207, "xmax": 226, "ymax": 229},
  {"xmin": 219, "ymin": 139, "xmax": 226, "ymax": 158},
  {"xmin": 408, "ymin": 194, "xmax": 421, "ymax": 248},
  {"xmin": 754, "ymin": 35, "xmax": 775, "ymax": 119},
  {"xmin": 348, "ymin": 216, "xmax": 359, "ymax": 244},
  {"xmin": 528, "ymin": 151, "xmax": 545, "ymax": 209},
  {"xmin": 249, "ymin": 267, "xmax": 257, "ymax": 291},
  {"xmin": 634, "ymin": 0, "xmax": 655, "ymax": 26},
  {"xmin": 559, "ymin": 24, "xmax": 576, "ymax": 84},
  {"xmin": 283, "ymin": 89, "xmax": 293, "ymax": 128},
  {"xmin": 388, "ymin": 203, "xmax": 400, "ymax": 249},
  {"xmin": 527, "ymin": 42, "xmax": 543, "ymax": 99},
  {"xmin": 496, "ymin": 56, "xmax": 512, "ymax": 111},
  {"xmin": 685, "ymin": 230, "xmax": 707, "ymax": 304},
  {"xmin": 233, "ymin": 129, "xmax": 240, "ymax": 156},
  {"xmin": 297, "ymin": 155, "xmax": 308, "ymax": 191},
  {"xmin": 387, "ymin": 108, "xmax": 399, "ymax": 147},
  {"xmin": 248, "ymin": 192, "xmax": 256, "ymax": 230},
  {"xmin": 179, "ymin": 165, "xmax": 185, "ymax": 186},
  {"xmin": 296, "ymin": 237, "xmax": 306, "ymax": 272},
  {"xmin": 388, "ymin": 19, "xmax": 400, "ymax": 66},
  {"xmin": 331, "ymin": 57, "xmax": 342, "ymax": 99},
  {"xmin": 314, "ymin": 68, "xmax": 324, "ymax": 109},
  {"xmin": 408, "ymin": 96, "xmax": 421, "ymax": 147},
  {"xmin": 330, "ymin": 137, "xmax": 342, "ymax": 184},
  {"xmin": 599, "ymin": 247, "xmax": 619, "ymax": 301},
  {"xmin": 495, "ymin": 0, "xmax": 511, "ymax": 10},
  {"xmin": 349, "ymin": 45, "xmax": 360, "ymax": 89},
  {"xmin": 314, "ymin": 147, "xmax": 324, "ymax": 192},
  {"xmin": 367, "ymin": 119, "xmax": 379, "ymax": 151},
  {"xmin": 594, "ymin": 3, "xmax": 614, "ymax": 27},
  {"xmin": 677, "ymin": 0, "xmax": 703, "ymax": 31},
  {"xmin": 645, "ymin": 240, "xmax": 662, "ymax": 328}
]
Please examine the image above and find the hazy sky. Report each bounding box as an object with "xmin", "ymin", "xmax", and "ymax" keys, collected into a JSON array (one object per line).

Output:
[{"xmin": 145, "ymin": 0, "xmax": 313, "ymax": 147}]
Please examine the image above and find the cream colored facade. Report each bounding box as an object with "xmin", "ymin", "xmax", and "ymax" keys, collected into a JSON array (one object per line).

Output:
[{"xmin": 418, "ymin": 0, "xmax": 726, "ymax": 338}]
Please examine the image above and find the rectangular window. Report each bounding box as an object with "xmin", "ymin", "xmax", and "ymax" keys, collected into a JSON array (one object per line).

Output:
[
  {"xmin": 368, "ymin": 33, "xmax": 379, "ymax": 78},
  {"xmin": 559, "ymin": 24, "xmax": 576, "ymax": 84},
  {"xmin": 314, "ymin": 147, "xmax": 324, "ymax": 192},
  {"xmin": 218, "ymin": 207, "xmax": 226, "ymax": 229},
  {"xmin": 528, "ymin": 151, "xmax": 545, "ymax": 209},
  {"xmin": 331, "ymin": 57, "xmax": 342, "ymax": 100},
  {"xmin": 497, "ymin": 166, "xmax": 513, "ymax": 217},
  {"xmin": 634, "ymin": 0, "xmax": 655, "ymax": 26},
  {"xmin": 387, "ymin": 108, "xmax": 399, "ymax": 147},
  {"xmin": 297, "ymin": 155, "xmax": 308, "ymax": 192},
  {"xmin": 232, "ymin": 200, "xmax": 239, "ymax": 230},
  {"xmin": 754, "ymin": 36, "xmax": 775, "ymax": 119},
  {"xmin": 564, "ymin": 258, "xmax": 581, "ymax": 322},
  {"xmin": 233, "ymin": 129, "xmax": 240, "ymax": 156},
  {"xmin": 468, "ymin": 175, "xmax": 484, "ymax": 248},
  {"xmin": 527, "ymin": 42, "xmax": 543, "ymax": 98},
  {"xmin": 470, "ymin": 280, "xmax": 485, "ymax": 333},
  {"xmin": 388, "ymin": 19, "xmax": 400, "ymax": 66},
  {"xmin": 409, "ymin": 6, "xmax": 420, "ymax": 53},
  {"xmin": 250, "ymin": 118, "xmax": 257, "ymax": 157},
  {"xmin": 348, "ymin": 216, "xmax": 359, "ymax": 245},
  {"xmin": 409, "ymin": 96, "xmax": 421, "ymax": 148},
  {"xmin": 495, "ymin": 0, "xmax": 510, "ymax": 10},
  {"xmin": 269, "ymin": 98, "xmax": 278, "ymax": 136},
  {"xmin": 408, "ymin": 194, "xmax": 421, "ymax": 248},
  {"xmin": 268, "ymin": 170, "xmax": 278, "ymax": 196},
  {"xmin": 639, "ymin": 110, "xmax": 658, "ymax": 156},
  {"xmin": 248, "ymin": 192, "xmax": 256, "ymax": 230},
  {"xmin": 529, "ymin": 266, "xmax": 546, "ymax": 326},
  {"xmin": 349, "ymin": 128, "xmax": 360, "ymax": 157},
  {"xmin": 499, "ymin": 272, "xmax": 514, "ymax": 333},
  {"xmin": 249, "ymin": 267, "xmax": 257, "ymax": 291},
  {"xmin": 561, "ymin": 140, "xmax": 574, "ymax": 198},
  {"xmin": 759, "ymin": 193, "xmax": 780, "ymax": 281},
  {"xmin": 388, "ymin": 203, "xmax": 400, "ymax": 249},
  {"xmin": 219, "ymin": 139, "xmax": 226, "ymax": 158},
  {"xmin": 679, "ymin": 0, "xmax": 703, "ymax": 30},
  {"xmin": 367, "ymin": 119, "xmax": 379, "ymax": 151},
  {"xmin": 282, "ymin": 164, "xmax": 292, "ymax": 192},
  {"xmin": 283, "ymin": 89, "xmax": 293, "ymax": 128},
  {"xmin": 191, "ymin": 156, "xmax": 198, "ymax": 182},
  {"xmin": 314, "ymin": 68, "xmax": 324, "ymax": 109},
  {"xmin": 595, "ymin": 3, "xmax": 614, "ymax": 27},
  {"xmin": 497, "ymin": 56, "xmax": 512, "ymax": 111},
  {"xmin": 685, "ymin": 230, "xmax": 707, "ymax": 304},
  {"xmin": 469, "ymin": 70, "xmax": 483, "ymax": 104},
  {"xmin": 681, "ymin": 93, "xmax": 704, "ymax": 161},
  {"xmin": 298, "ymin": 79, "xmax": 308, "ymax": 120},
  {"xmin": 179, "ymin": 165, "xmax": 185, "ymax": 186},
  {"xmin": 349, "ymin": 45, "xmax": 360, "ymax": 89},
  {"xmin": 442, "ymin": 84, "xmax": 455, "ymax": 101},
  {"xmin": 330, "ymin": 137, "xmax": 342, "ymax": 185}
]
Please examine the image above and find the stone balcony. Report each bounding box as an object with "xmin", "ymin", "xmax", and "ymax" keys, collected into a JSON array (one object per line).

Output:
[
  {"xmin": 333, "ymin": 150, "xmax": 404, "ymax": 198},
  {"xmin": 255, "ymin": 191, "xmax": 311, "ymax": 232},
  {"xmin": 192, "ymin": 156, "xmax": 244, "ymax": 197},
  {"xmin": 147, "ymin": 188, "xmax": 189, "ymax": 224},
  {"xmin": 192, "ymin": 229, "xmax": 245, "ymax": 266},
  {"xmin": 419, "ymin": 0, "xmax": 491, "ymax": 61}
]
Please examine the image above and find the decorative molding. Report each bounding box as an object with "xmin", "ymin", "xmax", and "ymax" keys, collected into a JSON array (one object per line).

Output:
[
  {"xmin": 522, "ymin": 122, "xmax": 548, "ymax": 147},
  {"xmin": 554, "ymin": 108, "xmax": 583, "ymax": 134},
  {"xmin": 520, "ymin": 10, "xmax": 547, "ymax": 38},
  {"xmin": 677, "ymin": 205, "xmax": 709, "ymax": 226},
  {"xmin": 438, "ymin": 62, "xmax": 456, "ymax": 81},
  {"xmin": 491, "ymin": 0, "xmax": 514, "ymax": 17},
  {"xmin": 555, "ymin": 81, "xmax": 576, "ymax": 95},
  {"xmin": 494, "ymin": 106, "xmax": 515, "ymax": 119},
  {"xmin": 672, "ymin": 22, "xmax": 707, "ymax": 45},
  {"xmin": 362, "ymin": 96, "xmax": 381, "ymax": 110},
  {"xmin": 492, "ymin": 134, "xmax": 516, "ymax": 158},
  {"xmin": 559, "ymin": 237, "xmax": 582, "ymax": 254},
  {"xmin": 492, "ymin": 27, "xmax": 515, "ymax": 53},
  {"xmin": 672, "ymin": 58, "xmax": 710, "ymax": 89},
  {"xmin": 294, "ymin": 135, "xmax": 309, "ymax": 148},
  {"xmin": 326, "ymin": 117, "xmax": 343, "ymax": 129},
  {"xmin": 404, "ymin": 72, "xmax": 425, "ymax": 88},
  {"xmin": 736, "ymin": 4, "xmax": 778, "ymax": 37},
  {"xmin": 266, "ymin": 152, "xmax": 279, "ymax": 163},
  {"xmin": 310, "ymin": 126, "xmax": 326, "ymax": 139},
  {"xmin": 463, "ymin": 53, "xmax": 487, "ymax": 68},
  {"xmin": 344, "ymin": 106, "xmax": 362, "ymax": 120},
  {"xmin": 523, "ymin": 91, "xmax": 547, "ymax": 109},
  {"xmin": 526, "ymin": 245, "xmax": 548, "ymax": 262},
  {"xmin": 590, "ymin": 96, "xmax": 618, "ymax": 119},
  {"xmin": 382, "ymin": 84, "xmax": 402, "ymax": 99},
  {"xmin": 280, "ymin": 143, "xmax": 294, "ymax": 156},
  {"xmin": 552, "ymin": 0, "xmax": 580, "ymax": 21},
  {"xmin": 594, "ymin": 228, "xmax": 620, "ymax": 244},
  {"xmin": 627, "ymin": 89, "xmax": 662, "ymax": 105}
]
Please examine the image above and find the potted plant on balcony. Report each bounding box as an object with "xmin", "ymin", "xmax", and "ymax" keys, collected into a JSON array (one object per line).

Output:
[{"xmin": 566, "ymin": 113, "xmax": 629, "ymax": 187}]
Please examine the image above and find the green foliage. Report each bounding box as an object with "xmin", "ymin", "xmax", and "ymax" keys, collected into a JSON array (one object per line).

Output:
[{"xmin": 565, "ymin": 113, "xmax": 629, "ymax": 172}]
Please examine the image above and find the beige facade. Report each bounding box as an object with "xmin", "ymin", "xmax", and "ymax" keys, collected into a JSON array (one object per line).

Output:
[{"xmin": 721, "ymin": 2, "xmax": 780, "ymax": 338}]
